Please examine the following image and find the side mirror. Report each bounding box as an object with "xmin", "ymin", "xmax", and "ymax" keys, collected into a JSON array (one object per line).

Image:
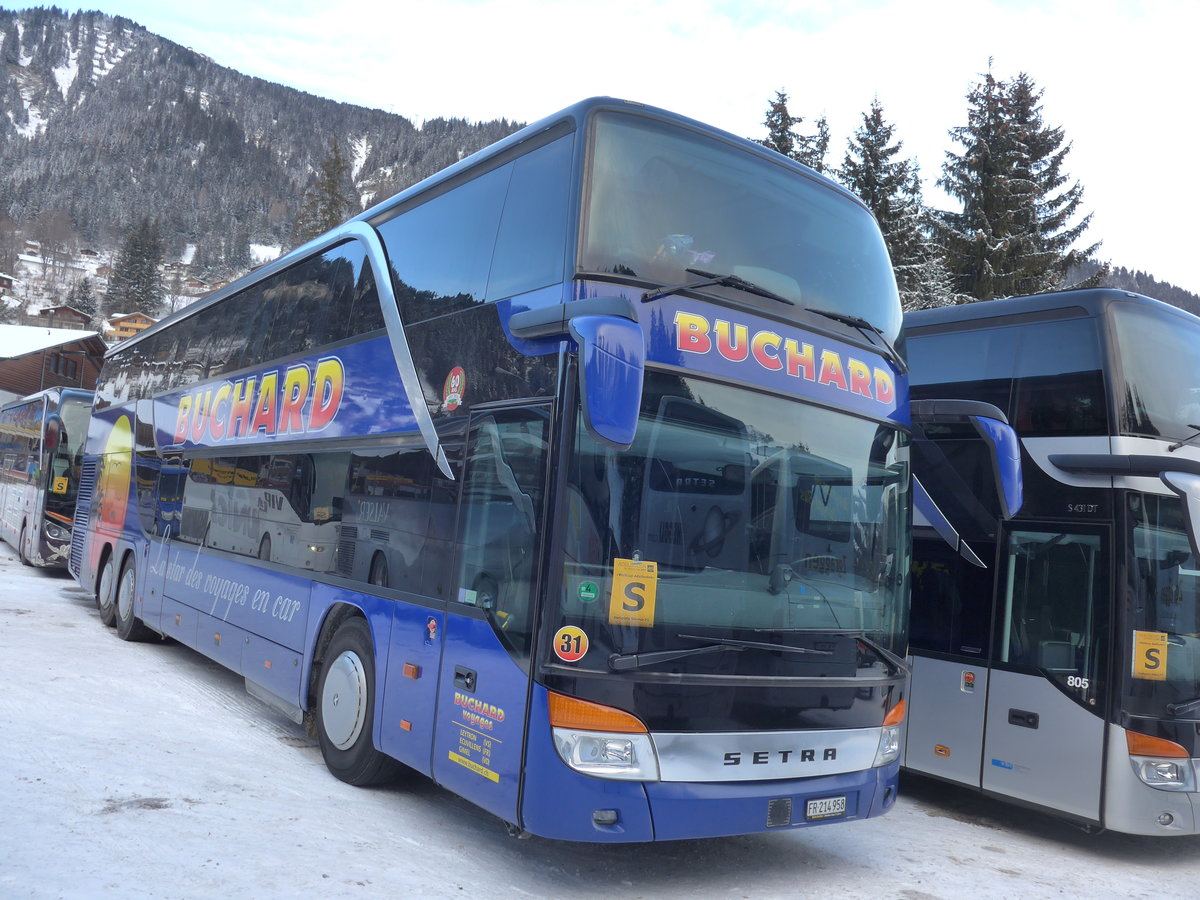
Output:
[
  {"xmin": 510, "ymin": 296, "xmax": 644, "ymax": 449},
  {"xmin": 910, "ymin": 399, "xmax": 1024, "ymax": 567},
  {"xmin": 1162, "ymin": 471, "xmax": 1200, "ymax": 559}
]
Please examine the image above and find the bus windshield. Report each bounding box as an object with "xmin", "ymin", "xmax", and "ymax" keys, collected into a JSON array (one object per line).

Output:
[
  {"xmin": 45, "ymin": 393, "xmax": 91, "ymax": 518},
  {"xmin": 1111, "ymin": 300, "xmax": 1200, "ymax": 442},
  {"xmin": 1126, "ymin": 492, "xmax": 1200, "ymax": 719},
  {"xmin": 554, "ymin": 372, "xmax": 909, "ymax": 676},
  {"xmin": 580, "ymin": 111, "xmax": 902, "ymax": 340}
]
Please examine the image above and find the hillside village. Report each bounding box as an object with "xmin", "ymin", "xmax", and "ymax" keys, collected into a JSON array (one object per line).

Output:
[
  {"xmin": 0, "ymin": 235, "xmax": 252, "ymax": 338},
  {"xmin": 0, "ymin": 235, "xmax": 281, "ymax": 403}
]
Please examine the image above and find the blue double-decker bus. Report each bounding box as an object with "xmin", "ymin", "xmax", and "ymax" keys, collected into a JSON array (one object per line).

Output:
[{"xmin": 71, "ymin": 98, "xmax": 1009, "ymax": 841}]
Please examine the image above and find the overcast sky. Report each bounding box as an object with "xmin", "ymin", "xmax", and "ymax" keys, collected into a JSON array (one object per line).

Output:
[{"xmin": 72, "ymin": 0, "xmax": 1198, "ymax": 293}]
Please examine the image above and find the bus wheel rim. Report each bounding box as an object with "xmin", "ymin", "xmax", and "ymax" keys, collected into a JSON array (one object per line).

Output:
[
  {"xmin": 98, "ymin": 562, "xmax": 114, "ymax": 612},
  {"xmin": 117, "ymin": 570, "xmax": 134, "ymax": 620},
  {"xmin": 323, "ymin": 651, "xmax": 368, "ymax": 750}
]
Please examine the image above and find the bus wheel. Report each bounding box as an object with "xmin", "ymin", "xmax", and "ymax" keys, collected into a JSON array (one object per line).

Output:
[
  {"xmin": 96, "ymin": 554, "xmax": 118, "ymax": 627},
  {"xmin": 18, "ymin": 525, "xmax": 32, "ymax": 567},
  {"xmin": 115, "ymin": 557, "xmax": 151, "ymax": 642},
  {"xmin": 315, "ymin": 617, "xmax": 400, "ymax": 786}
]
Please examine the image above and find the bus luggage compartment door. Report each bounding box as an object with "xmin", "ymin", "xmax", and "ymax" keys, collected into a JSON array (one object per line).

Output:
[{"xmin": 904, "ymin": 655, "xmax": 987, "ymax": 787}]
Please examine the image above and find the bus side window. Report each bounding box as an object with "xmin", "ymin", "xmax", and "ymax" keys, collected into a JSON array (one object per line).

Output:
[{"xmin": 454, "ymin": 410, "xmax": 548, "ymax": 658}]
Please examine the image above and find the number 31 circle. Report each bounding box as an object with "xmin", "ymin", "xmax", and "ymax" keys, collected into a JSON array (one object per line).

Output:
[{"xmin": 553, "ymin": 626, "xmax": 589, "ymax": 662}]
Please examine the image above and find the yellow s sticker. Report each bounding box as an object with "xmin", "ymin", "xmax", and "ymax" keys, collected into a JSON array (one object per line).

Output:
[
  {"xmin": 1132, "ymin": 630, "xmax": 1168, "ymax": 681},
  {"xmin": 608, "ymin": 558, "xmax": 658, "ymax": 627}
]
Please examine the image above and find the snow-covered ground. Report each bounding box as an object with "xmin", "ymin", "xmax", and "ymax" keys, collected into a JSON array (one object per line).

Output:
[{"xmin": 1, "ymin": 541, "xmax": 1197, "ymax": 899}]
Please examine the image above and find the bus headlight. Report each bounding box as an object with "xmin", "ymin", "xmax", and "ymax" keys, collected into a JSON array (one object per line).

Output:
[
  {"xmin": 552, "ymin": 729, "xmax": 659, "ymax": 781},
  {"xmin": 1130, "ymin": 757, "xmax": 1197, "ymax": 792},
  {"xmin": 547, "ymin": 691, "xmax": 659, "ymax": 781},
  {"xmin": 1126, "ymin": 731, "xmax": 1196, "ymax": 792},
  {"xmin": 44, "ymin": 521, "xmax": 70, "ymax": 542},
  {"xmin": 873, "ymin": 698, "xmax": 905, "ymax": 766},
  {"xmin": 874, "ymin": 725, "xmax": 901, "ymax": 767}
]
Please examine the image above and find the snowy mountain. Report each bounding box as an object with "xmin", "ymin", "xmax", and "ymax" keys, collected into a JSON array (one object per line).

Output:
[{"xmin": 0, "ymin": 6, "xmax": 521, "ymax": 269}]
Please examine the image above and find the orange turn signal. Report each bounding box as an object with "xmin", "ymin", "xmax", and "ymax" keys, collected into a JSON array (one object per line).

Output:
[
  {"xmin": 883, "ymin": 698, "xmax": 906, "ymax": 727},
  {"xmin": 1127, "ymin": 730, "xmax": 1189, "ymax": 759},
  {"xmin": 547, "ymin": 691, "xmax": 647, "ymax": 734}
]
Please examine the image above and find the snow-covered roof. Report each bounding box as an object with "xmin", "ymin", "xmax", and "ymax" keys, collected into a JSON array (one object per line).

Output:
[
  {"xmin": 0, "ymin": 324, "xmax": 103, "ymax": 359},
  {"xmin": 0, "ymin": 272, "xmax": 15, "ymax": 281}
]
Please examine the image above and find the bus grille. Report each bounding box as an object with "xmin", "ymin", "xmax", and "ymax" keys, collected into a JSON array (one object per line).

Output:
[{"xmin": 69, "ymin": 459, "xmax": 98, "ymax": 579}]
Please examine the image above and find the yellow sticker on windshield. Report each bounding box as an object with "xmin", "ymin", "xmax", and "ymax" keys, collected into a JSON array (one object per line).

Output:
[
  {"xmin": 1132, "ymin": 630, "xmax": 1168, "ymax": 681},
  {"xmin": 52, "ymin": 477, "xmax": 68, "ymax": 494},
  {"xmin": 609, "ymin": 558, "xmax": 658, "ymax": 627}
]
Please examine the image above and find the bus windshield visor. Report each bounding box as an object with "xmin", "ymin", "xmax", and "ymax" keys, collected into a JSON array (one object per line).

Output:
[
  {"xmin": 1126, "ymin": 492, "xmax": 1200, "ymax": 719},
  {"xmin": 553, "ymin": 372, "xmax": 909, "ymax": 677},
  {"xmin": 579, "ymin": 110, "xmax": 902, "ymax": 341}
]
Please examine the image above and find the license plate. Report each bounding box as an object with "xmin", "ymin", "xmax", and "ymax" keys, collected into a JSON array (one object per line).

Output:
[{"xmin": 805, "ymin": 796, "xmax": 847, "ymax": 820}]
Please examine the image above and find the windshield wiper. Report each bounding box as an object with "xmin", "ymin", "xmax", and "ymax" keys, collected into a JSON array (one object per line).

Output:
[
  {"xmin": 1166, "ymin": 695, "xmax": 1200, "ymax": 716},
  {"xmin": 807, "ymin": 308, "xmax": 908, "ymax": 375},
  {"xmin": 607, "ymin": 632, "xmax": 832, "ymax": 672},
  {"xmin": 1167, "ymin": 425, "xmax": 1200, "ymax": 452},
  {"xmin": 853, "ymin": 632, "xmax": 911, "ymax": 676},
  {"xmin": 642, "ymin": 267, "xmax": 795, "ymax": 306}
]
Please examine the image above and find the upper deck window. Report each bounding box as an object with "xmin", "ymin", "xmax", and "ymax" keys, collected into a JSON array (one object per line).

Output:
[
  {"xmin": 1110, "ymin": 300, "xmax": 1200, "ymax": 441},
  {"xmin": 579, "ymin": 111, "xmax": 900, "ymax": 339}
]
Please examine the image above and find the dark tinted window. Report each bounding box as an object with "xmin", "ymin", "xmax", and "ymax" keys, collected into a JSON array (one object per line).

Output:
[
  {"xmin": 486, "ymin": 134, "xmax": 573, "ymax": 299},
  {"xmin": 907, "ymin": 326, "xmax": 1018, "ymax": 414},
  {"xmin": 377, "ymin": 164, "xmax": 511, "ymax": 321},
  {"xmin": 1111, "ymin": 300, "xmax": 1200, "ymax": 441},
  {"xmin": 580, "ymin": 111, "xmax": 901, "ymax": 339},
  {"xmin": 910, "ymin": 537, "xmax": 994, "ymax": 656},
  {"xmin": 908, "ymin": 316, "xmax": 1106, "ymax": 436},
  {"xmin": 1011, "ymin": 318, "xmax": 1106, "ymax": 436}
]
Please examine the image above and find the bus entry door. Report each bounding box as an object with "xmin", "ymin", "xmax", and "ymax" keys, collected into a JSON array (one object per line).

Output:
[
  {"xmin": 430, "ymin": 407, "xmax": 550, "ymax": 825},
  {"xmin": 981, "ymin": 525, "xmax": 1109, "ymax": 821}
]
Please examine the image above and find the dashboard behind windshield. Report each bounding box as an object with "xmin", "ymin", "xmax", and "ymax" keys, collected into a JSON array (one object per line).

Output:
[{"xmin": 579, "ymin": 111, "xmax": 901, "ymax": 341}]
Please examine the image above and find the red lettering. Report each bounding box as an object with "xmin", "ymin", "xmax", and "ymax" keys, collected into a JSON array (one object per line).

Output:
[
  {"xmin": 228, "ymin": 378, "xmax": 256, "ymax": 438},
  {"xmin": 675, "ymin": 312, "xmax": 711, "ymax": 354},
  {"xmin": 848, "ymin": 359, "xmax": 873, "ymax": 398},
  {"xmin": 751, "ymin": 331, "xmax": 783, "ymax": 370},
  {"xmin": 715, "ymin": 320, "xmax": 749, "ymax": 361},
  {"xmin": 279, "ymin": 365, "xmax": 311, "ymax": 435},
  {"xmin": 818, "ymin": 350, "xmax": 848, "ymax": 391},
  {"xmin": 249, "ymin": 372, "xmax": 279, "ymax": 436},
  {"xmin": 785, "ymin": 339, "xmax": 815, "ymax": 380}
]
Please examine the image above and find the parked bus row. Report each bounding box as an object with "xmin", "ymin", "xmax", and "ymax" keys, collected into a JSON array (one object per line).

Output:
[{"xmin": 5, "ymin": 97, "xmax": 1193, "ymax": 839}]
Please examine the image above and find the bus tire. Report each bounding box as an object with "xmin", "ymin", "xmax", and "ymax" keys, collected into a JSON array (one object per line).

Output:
[
  {"xmin": 18, "ymin": 524, "xmax": 32, "ymax": 566},
  {"xmin": 315, "ymin": 617, "xmax": 400, "ymax": 786},
  {"xmin": 115, "ymin": 557, "xmax": 152, "ymax": 642},
  {"xmin": 96, "ymin": 553, "xmax": 118, "ymax": 627}
]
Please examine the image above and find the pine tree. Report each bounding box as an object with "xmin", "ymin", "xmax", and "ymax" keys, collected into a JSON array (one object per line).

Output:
[
  {"xmin": 107, "ymin": 217, "xmax": 165, "ymax": 316},
  {"xmin": 757, "ymin": 92, "xmax": 828, "ymax": 171},
  {"xmin": 760, "ymin": 90, "xmax": 800, "ymax": 159},
  {"xmin": 65, "ymin": 275, "xmax": 98, "ymax": 319},
  {"xmin": 840, "ymin": 101, "xmax": 953, "ymax": 309},
  {"xmin": 796, "ymin": 115, "xmax": 831, "ymax": 173},
  {"xmin": 936, "ymin": 67, "xmax": 1101, "ymax": 301},
  {"xmin": 289, "ymin": 137, "xmax": 357, "ymax": 249}
]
